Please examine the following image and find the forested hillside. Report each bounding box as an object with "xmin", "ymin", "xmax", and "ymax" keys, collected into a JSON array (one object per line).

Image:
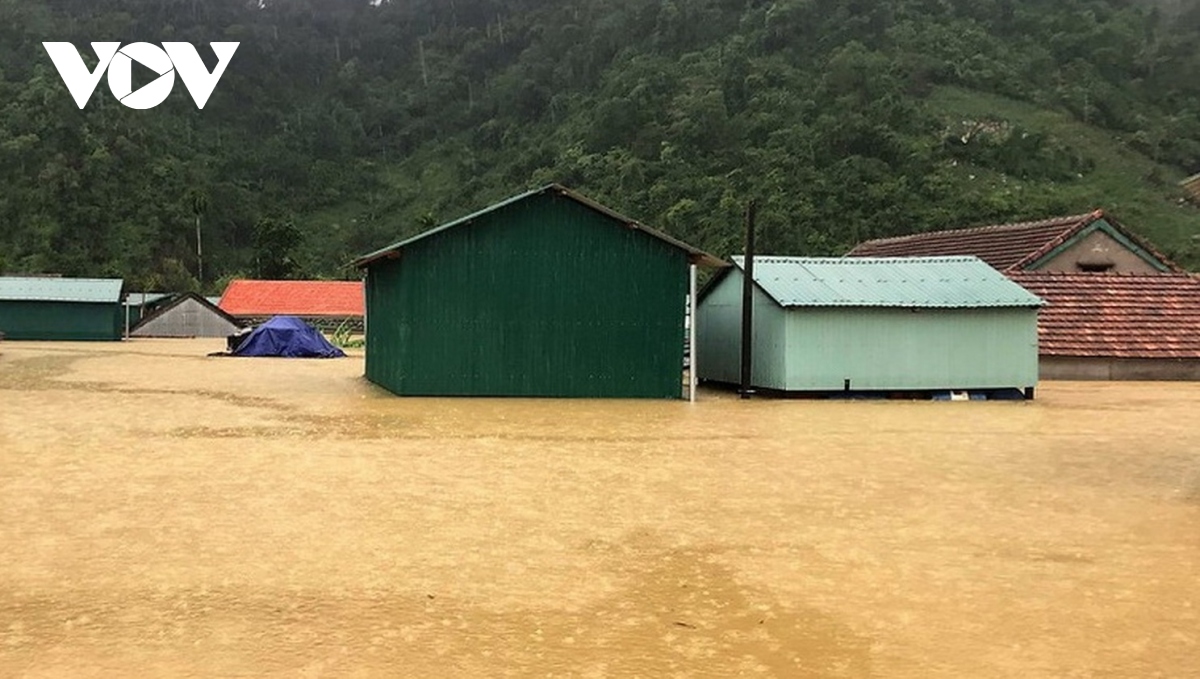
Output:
[{"xmin": 1, "ymin": 0, "xmax": 1198, "ymax": 291}]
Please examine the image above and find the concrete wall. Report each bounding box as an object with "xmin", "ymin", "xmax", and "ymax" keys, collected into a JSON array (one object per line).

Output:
[
  {"xmin": 1041, "ymin": 357, "xmax": 1200, "ymax": 381},
  {"xmin": 1037, "ymin": 230, "xmax": 1162, "ymax": 274}
]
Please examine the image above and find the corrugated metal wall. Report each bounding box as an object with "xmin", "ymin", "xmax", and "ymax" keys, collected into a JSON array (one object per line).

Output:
[
  {"xmin": 365, "ymin": 192, "xmax": 689, "ymax": 398},
  {"xmin": 785, "ymin": 307, "xmax": 1039, "ymax": 391},
  {"xmin": 0, "ymin": 301, "xmax": 123, "ymax": 340},
  {"xmin": 696, "ymin": 269, "xmax": 789, "ymax": 390},
  {"xmin": 132, "ymin": 298, "xmax": 240, "ymax": 338},
  {"xmin": 697, "ymin": 269, "xmax": 1039, "ymax": 391}
]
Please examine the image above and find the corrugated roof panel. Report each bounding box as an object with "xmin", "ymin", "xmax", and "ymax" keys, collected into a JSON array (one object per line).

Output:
[
  {"xmin": 123, "ymin": 292, "xmax": 173, "ymax": 306},
  {"xmin": 732, "ymin": 256, "xmax": 1044, "ymax": 308},
  {"xmin": 353, "ymin": 184, "xmax": 726, "ymax": 268},
  {"xmin": 0, "ymin": 277, "xmax": 124, "ymax": 303}
]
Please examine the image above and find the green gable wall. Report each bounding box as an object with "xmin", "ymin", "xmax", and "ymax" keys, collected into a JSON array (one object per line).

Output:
[
  {"xmin": 364, "ymin": 192, "xmax": 689, "ymax": 398},
  {"xmin": 0, "ymin": 301, "xmax": 123, "ymax": 340}
]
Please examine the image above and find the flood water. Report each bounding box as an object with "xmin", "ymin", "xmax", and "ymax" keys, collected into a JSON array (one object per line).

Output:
[{"xmin": 1, "ymin": 339, "xmax": 1198, "ymax": 678}]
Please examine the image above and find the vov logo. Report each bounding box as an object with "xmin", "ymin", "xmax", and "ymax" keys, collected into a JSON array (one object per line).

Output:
[{"xmin": 42, "ymin": 42, "xmax": 239, "ymax": 110}]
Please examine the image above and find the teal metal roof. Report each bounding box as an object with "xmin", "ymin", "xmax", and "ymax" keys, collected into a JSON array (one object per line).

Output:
[
  {"xmin": 731, "ymin": 256, "xmax": 1044, "ymax": 308},
  {"xmin": 353, "ymin": 183, "xmax": 725, "ymax": 268},
  {"xmin": 0, "ymin": 276, "xmax": 124, "ymax": 303}
]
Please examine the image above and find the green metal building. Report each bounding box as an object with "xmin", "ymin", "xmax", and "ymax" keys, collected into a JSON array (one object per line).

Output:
[
  {"xmin": 697, "ymin": 257, "xmax": 1044, "ymax": 395},
  {"xmin": 0, "ymin": 277, "xmax": 125, "ymax": 341},
  {"xmin": 354, "ymin": 184, "xmax": 722, "ymax": 399}
]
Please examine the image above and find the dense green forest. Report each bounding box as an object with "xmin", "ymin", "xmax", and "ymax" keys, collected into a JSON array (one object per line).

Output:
[{"xmin": 1, "ymin": 0, "xmax": 1198, "ymax": 291}]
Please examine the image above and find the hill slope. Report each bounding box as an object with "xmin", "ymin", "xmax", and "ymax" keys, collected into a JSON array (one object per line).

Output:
[{"xmin": 0, "ymin": 0, "xmax": 1197, "ymax": 289}]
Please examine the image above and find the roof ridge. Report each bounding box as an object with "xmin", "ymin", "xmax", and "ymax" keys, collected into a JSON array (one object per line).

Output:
[
  {"xmin": 853, "ymin": 211, "xmax": 1098, "ymax": 248},
  {"xmin": 735, "ymin": 255, "xmax": 980, "ymax": 262},
  {"xmin": 131, "ymin": 291, "xmax": 241, "ymax": 331},
  {"xmin": 1009, "ymin": 210, "xmax": 1112, "ymax": 271},
  {"xmin": 1011, "ymin": 270, "xmax": 1198, "ymax": 278},
  {"xmin": 353, "ymin": 184, "xmax": 724, "ymax": 269}
]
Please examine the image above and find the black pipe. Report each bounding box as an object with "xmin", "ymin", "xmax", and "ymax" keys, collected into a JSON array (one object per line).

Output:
[{"xmin": 740, "ymin": 201, "xmax": 757, "ymax": 399}]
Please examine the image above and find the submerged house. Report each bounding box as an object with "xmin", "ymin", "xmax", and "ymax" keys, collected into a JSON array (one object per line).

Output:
[
  {"xmin": 696, "ymin": 257, "xmax": 1044, "ymax": 396},
  {"xmin": 0, "ymin": 276, "xmax": 125, "ymax": 341},
  {"xmin": 1008, "ymin": 272, "xmax": 1200, "ymax": 381},
  {"xmin": 847, "ymin": 210, "xmax": 1200, "ymax": 381},
  {"xmin": 122, "ymin": 292, "xmax": 174, "ymax": 329},
  {"xmin": 353, "ymin": 184, "xmax": 723, "ymax": 399},
  {"xmin": 847, "ymin": 210, "xmax": 1179, "ymax": 275},
  {"xmin": 218, "ymin": 279, "xmax": 364, "ymax": 331},
  {"xmin": 131, "ymin": 292, "xmax": 241, "ymax": 338}
]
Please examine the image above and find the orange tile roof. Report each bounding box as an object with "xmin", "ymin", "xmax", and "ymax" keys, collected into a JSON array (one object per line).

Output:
[
  {"xmin": 1010, "ymin": 272, "xmax": 1200, "ymax": 359},
  {"xmin": 218, "ymin": 280, "xmax": 364, "ymax": 317},
  {"xmin": 847, "ymin": 210, "xmax": 1180, "ymax": 273}
]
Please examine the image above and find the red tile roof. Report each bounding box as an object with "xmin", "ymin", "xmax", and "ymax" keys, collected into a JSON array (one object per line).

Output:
[
  {"xmin": 1010, "ymin": 272, "xmax": 1200, "ymax": 359},
  {"xmin": 847, "ymin": 210, "xmax": 1180, "ymax": 273},
  {"xmin": 218, "ymin": 280, "xmax": 364, "ymax": 317}
]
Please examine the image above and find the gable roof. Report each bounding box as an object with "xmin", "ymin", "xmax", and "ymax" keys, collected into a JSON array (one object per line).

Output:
[
  {"xmin": 218, "ymin": 280, "xmax": 364, "ymax": 317},
  {"xmin": 132, "ymin": 292, "xmax": 241, "ymax": 333},
  {"xmin": 846, "ymin": 210, "xmax": 1180, "ymax": 273},
  {"xmin": 711, "ymin": 256, "xmax": 1043, "ymax": 309},
  {"xmin": 353, "ymin": 183, "xmax": 725, "ymax": 269},
  {"xmin": 1009, "ymin": 272, "xmax": 1200, "ymax": 359},
  {"xmin": 0, "ymin": 276, "xmax": 124, "ymax": 303}
]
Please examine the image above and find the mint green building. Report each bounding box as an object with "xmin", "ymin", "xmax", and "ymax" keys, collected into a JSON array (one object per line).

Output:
[{"xmin": 696, "ymin": 257, "xmax": 1044, "ymax": 395}]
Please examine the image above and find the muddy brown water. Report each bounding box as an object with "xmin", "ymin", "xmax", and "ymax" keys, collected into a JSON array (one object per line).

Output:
[{"xmin": 1, "ymin": 340, "xmax": 1198, "ymax": 678}]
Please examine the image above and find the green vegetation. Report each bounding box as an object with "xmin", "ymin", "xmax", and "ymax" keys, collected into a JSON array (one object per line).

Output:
[
  {"xmin": 329, "ymin": 319, "xmax": 364, "ymax": 349},
  {"xmin": 1, "ymin": 0, "xmax": 1198, "ymax": 290}
]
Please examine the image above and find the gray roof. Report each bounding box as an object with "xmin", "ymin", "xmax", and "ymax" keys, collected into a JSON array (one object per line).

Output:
[
  {"xmin": 353, "ymin": 183, "xmax": 726, "ymax": 268},
  {"xmin": 0, "ymin": 276, "xmax": 124, "ymax": 303},
  {"xmin": 124, "ymin": 292, "xmax": 173, "ymax": 307},
  {"xmin": 730, "ymin": 256, "xmax": 1045, "ymax": 308}
]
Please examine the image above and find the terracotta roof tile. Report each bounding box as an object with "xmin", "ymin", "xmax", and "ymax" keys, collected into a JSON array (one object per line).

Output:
[
  {"xmin": 847, "ymin": 210, "xmax": 1181, "ymax": 273},
  {"xmin": 848, "ymin": 213, "xmax": 1096, "ymax": 270},
  {"xmin": 1009, "ymin": 272, "xmax": 1200, "ymax": 359},
  {"xmin": 218, "ymin": 280, "xmax": 364, "ymax": 317}
]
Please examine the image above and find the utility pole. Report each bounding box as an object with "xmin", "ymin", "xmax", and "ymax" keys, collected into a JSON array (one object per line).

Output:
[
  {"xmin": 740, "ymin": 200, "xmax": 757, "ymax": 400},
  {"xmin": 196, "ymin": 213, "xmax": 203, "ymax": 286}
]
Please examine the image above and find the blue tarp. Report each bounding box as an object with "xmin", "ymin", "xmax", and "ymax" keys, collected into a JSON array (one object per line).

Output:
[{"xmin": 231, "ymin": 316, "xmax": 346, "ymax": 358}]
